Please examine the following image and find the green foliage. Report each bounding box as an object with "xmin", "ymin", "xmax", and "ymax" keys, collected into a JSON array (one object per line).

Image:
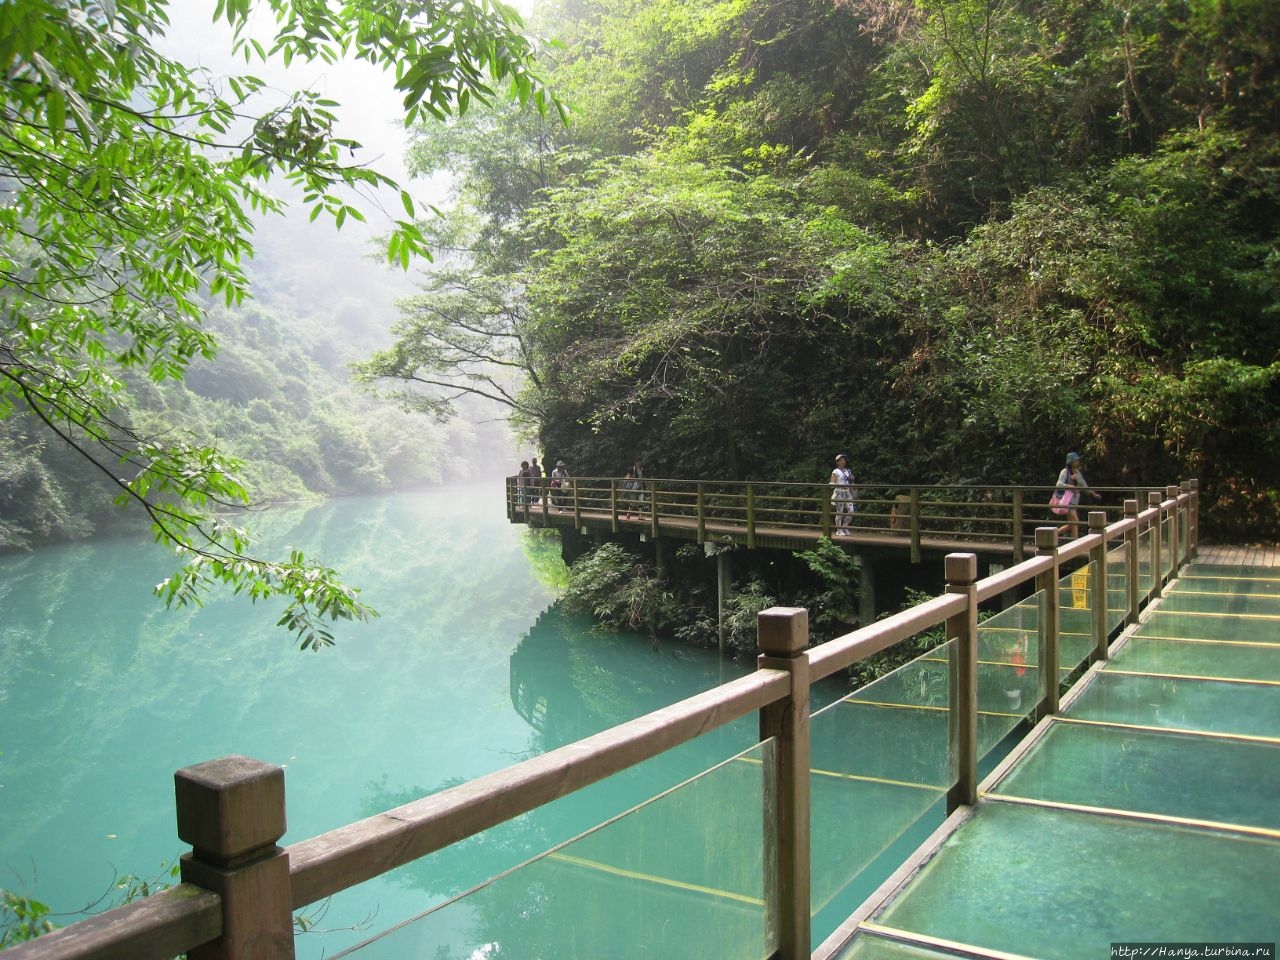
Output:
[
  {"xmin": 366, "ymin": 0, "xmax": 1280, "ymax": 540},
  {"xmin": 793, "ymin": 538, "xmax": 861, "ymax": 637},
  {"xmin": 1, "ymin": 0, "xmax": 557, "ymax": 644},
  {"xmin": 0, "ymin": 857, "xmax": 337, "ymax": 946},
  {"xmin": 0, "ymin": 891, "xmax": 53, "ymax": 948},
  {"xmin": 561, "ymin": 542, "xmax": 682, "ymax": 638},
  {"xmin": 719, "ymin": 578, "xmax": 777, "ymax": 657},
  {"xmin": 846, "ymin": 589, "xmax": 950, "ymax": 690},
  {"xmin": 522, "ymin": 528, "xmax": 572, "ymax": 590}
]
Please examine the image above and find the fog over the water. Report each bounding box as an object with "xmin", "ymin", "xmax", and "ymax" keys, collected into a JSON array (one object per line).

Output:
[{"xmin": 156, "ymin": 4, "xmax": 528, "ymax": 467}]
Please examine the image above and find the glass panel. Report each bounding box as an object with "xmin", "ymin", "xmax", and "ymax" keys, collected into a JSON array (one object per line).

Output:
[
  {"xmin": 974, "ymin": 594, "xmax": 1041, "ymax": 735},
  {"xmin": 810, "ymin": 660, "xmax": 949, "ymax": 916},
  {"xmin": 1138, "ymin": 527, "xmax": 1156, "ymax": 600},
  {"xmin": 1107, "ymin": 636, "xmax": 1280, "ymax": 683},
  {"xmin": 1162, "ymin": 515, "xmax": 1175, "ymax": 579},
  {"xmin": 1066, "ymin": 672, "xmax": 1280, "ymax": 739},
  {"xmin": 1147, "ymin": 592, "xmax": 1280, "ymax": 617},
  {"xmin": 871, "ymin": 802, "xmax": 1280, "ymax": 960},
  {"xmin": 990, "ymin": 721, "xmax": 1280, "ymax": 830},
  {"xmin": 1058, "ymin": 565, "xmax": 1095, "ymax": 673},
  {"xmin": 918, "ymin": 589, "xmax": 1086, "ymax": 686},
  {"xmin": 333, "ymin": 741, "xmax": 776, "ymax": 960},
  {"xmin": 1178, "ymin": 508, "xmax": 1189, "ymax": 567},
  {"xmin": 1181, "ymin": 564, "xmax": 1280, "ymax": 584},
  {"xmin": 1106, "ymin": 543, "xmax": 1129, "ymax": 634},
  {"xmin": 1169, "ymin": 572, "xmax": 1280, "ymax": 596},
  {"xmin": 836, "ymin": 931, "xmax": 967, "ymax": 960},
  {"xmin": 1136, "ymin": 609, "xmax": 1280, "ymax": 645}
]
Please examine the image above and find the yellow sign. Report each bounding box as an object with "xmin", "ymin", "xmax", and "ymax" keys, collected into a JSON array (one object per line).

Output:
[{"xmin": 1071, "ymin": 567, "xmax": 1090, "ymax": 609}]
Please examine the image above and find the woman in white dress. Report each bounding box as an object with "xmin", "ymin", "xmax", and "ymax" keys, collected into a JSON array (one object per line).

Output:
[{"xmin": 830, "ymin": 453, "xmax": 855, "ymax": 537}]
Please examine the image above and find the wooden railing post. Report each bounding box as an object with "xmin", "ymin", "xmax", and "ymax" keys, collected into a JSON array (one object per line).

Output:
[
  {"xmin": 756, "ymin": 608, "xmax": 811, "ymax": 960},
  {"xmin": 1148, "ymin": 491, "xmax": 1163, "ymax": 597},
  {"xmin": 909, "ymin": 488, "xmax": 922, "ymax": 564},
  {"xmin": 944, "ymin": 554, "xmax": 978, "ymax": 812},
  {"xmin": 820, "ymin": 486, "xmax": 832, "ymax": 538},
  {"xmin": 696, "ymin": 481, "xmax": 706, "ymax": 543},
  {"xmin": 1011, "ymin": 490, "xmax": 1025, "ymax": 563},
  {"xmin": 609, "ymin": 478, "xmax": 619, "ymax": 532},
  {"xmin": 746, "ymin": 484, "xmax": 757, "ymax": 549},
  {"xmin": 1180, "ymin": 480, "xmax": 1192, "ymax": 567},
  {"xmin": 1124, "ymin": 499, "xmax": 1140, "ymax": 625},
  {"xmin": 649, "ymin": 480, "xmax": 660, "ymax": 539},
  {"xmin": 1035, "ymin": 528, "xmax": 1061, "ymax": 718},
  {"xmin": 1089, "ymin": 511, "xmax": 1109, "ymax": 662},
  {"xmin": 175, "ymin": 756, "xmax": 294, "ymax": 960},
  {"xmin": 1182, "ymin": 481, "xmax": 1192, "ymax": 563},
  {"xmin": 1166, "ymin": 485, "xmax": 1181, "ymax": 577}
]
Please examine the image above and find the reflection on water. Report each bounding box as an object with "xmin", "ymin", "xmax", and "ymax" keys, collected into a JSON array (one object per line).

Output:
[{"xmin": 0, "ymin": 485, "xmax": 765, "ymax": 957}]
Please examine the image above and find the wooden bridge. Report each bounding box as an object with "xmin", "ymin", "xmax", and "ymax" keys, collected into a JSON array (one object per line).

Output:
[{"xmin": 506, "ymin": 474, "xmax": 1184, "ymax": 563}]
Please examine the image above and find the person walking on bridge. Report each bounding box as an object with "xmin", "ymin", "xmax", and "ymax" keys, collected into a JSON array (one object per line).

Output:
[
  {"xmin": 517, "ymin": 460, "xmax": 530, "ymax": 510},
  {"xmin": 529, "ymin": 457, "xmax": 545, "ymax": 506},
  {"xmin": 1054, "ymin": 451, "xmax": 1100, "ymax": 539},
  {"xmin": 830, "ymin": 453, "xmax": 856, "ymax": 537},
  {"xmin": 622, "ymin": 467, "xmax": 640, "ymax": 520},
  {"xmin": 630, "ymin": 458, "xmax": 648, "ymax": 517},
  {"xmin": 550, "ymin": 460, "xmax": 571, "ymax": 512}
]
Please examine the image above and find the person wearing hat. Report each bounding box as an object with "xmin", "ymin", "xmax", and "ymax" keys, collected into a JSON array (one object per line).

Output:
[
  {"xmin": 829, "ymin": 453, "xmax": 855, "ymax": 537},
  {"xmin": 550, "ymin": 459, "xmax": 571, "ymax": 512},
  {"xmin": 1054, "ymin": 451, "xmax": 1100, "ymax": 539}
]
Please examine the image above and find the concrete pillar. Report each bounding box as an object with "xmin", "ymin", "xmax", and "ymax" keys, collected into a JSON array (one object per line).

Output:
[
  {"xmin": 857, "ymin": 554, "xmax": 875, "ymax": 626},
  {"xmin": 716, "ymin": 549, "xmax": 732, "ymax": 655}
]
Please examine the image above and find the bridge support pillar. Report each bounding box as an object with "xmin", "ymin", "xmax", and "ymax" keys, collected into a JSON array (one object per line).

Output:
[
  {"xmin": 858, "ymin": 556, "xmax": 875, "ymax": 625},
  {"xmin": 716, "ymin": 549, "xmax": 733, "ymax": 655}
]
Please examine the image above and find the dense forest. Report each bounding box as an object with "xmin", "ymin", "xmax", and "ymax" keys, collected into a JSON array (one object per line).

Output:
[
  {"xmin": 3, "ymin": 0, "xmax": 1276, "ymax": 616},
  {"xmin": 0, "ymin": 256, "xmax": 506, "ymax": 552},
  {"xmin": 360, "ymin": 0, "xmax": 1280, "ymax": 542}
]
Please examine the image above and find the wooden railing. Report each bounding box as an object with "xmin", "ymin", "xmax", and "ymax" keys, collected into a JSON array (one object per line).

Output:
[
  {"xmin": 506, "ymin": 477, "xmax": 1172, "ymax": 560},
  {"xmin": 2, "ymin": 485, "xmax": 1198, "ymax": 960}
]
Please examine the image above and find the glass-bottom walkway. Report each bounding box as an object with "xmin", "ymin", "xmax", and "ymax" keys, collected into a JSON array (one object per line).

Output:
[{"xmin": 833, "ymin": 558, "xmax": 1280, "ymax": 959}]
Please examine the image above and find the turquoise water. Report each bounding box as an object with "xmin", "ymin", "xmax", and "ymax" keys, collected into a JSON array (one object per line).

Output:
[{"xmin": 0, "ymin": 486, "xmax": 787, "ymax": 957}]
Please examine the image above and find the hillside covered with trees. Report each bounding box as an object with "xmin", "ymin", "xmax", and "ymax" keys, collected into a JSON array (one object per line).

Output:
[
  {"xmin": 1, "ymin": 0, "xmax": 556, "ymax": 647},
  {"xmin": 361, "ymin": 0, "xmax": 1280, "ymax": 541}
]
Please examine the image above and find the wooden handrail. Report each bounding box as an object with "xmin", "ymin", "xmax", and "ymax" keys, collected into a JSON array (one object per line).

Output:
[
  {"xmin": 287, "ymin": 669, "xmax": 790, "ymax": 908},
  {"xmin": 1, "ymin": 885, "xmax": 221, "ymax": 960},
  {"xmin": 809, "ymin": 592, "xmax": 967, "ymax": 683},
  {"xmin": 510, "ymin": 476, "xmax": 1165, "ymax": 555}
]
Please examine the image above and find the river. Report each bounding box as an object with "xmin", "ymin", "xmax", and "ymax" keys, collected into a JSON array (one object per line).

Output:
[{"xmin": 3, "ymin": 484, "xmax": 857, "ymax": 957}]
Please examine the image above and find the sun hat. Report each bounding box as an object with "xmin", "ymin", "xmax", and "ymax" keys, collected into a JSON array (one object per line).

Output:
[
  {"xmin": 1066, "ymin": 451, "xmax": 1082, "ymax": 464},
  {"xmin": 556, "ymin": 460, "xmax": 566, "ymax": 467},
  {"xmin": 835, "ymin": 453, "xmax": 848, "ymax": 462}
]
